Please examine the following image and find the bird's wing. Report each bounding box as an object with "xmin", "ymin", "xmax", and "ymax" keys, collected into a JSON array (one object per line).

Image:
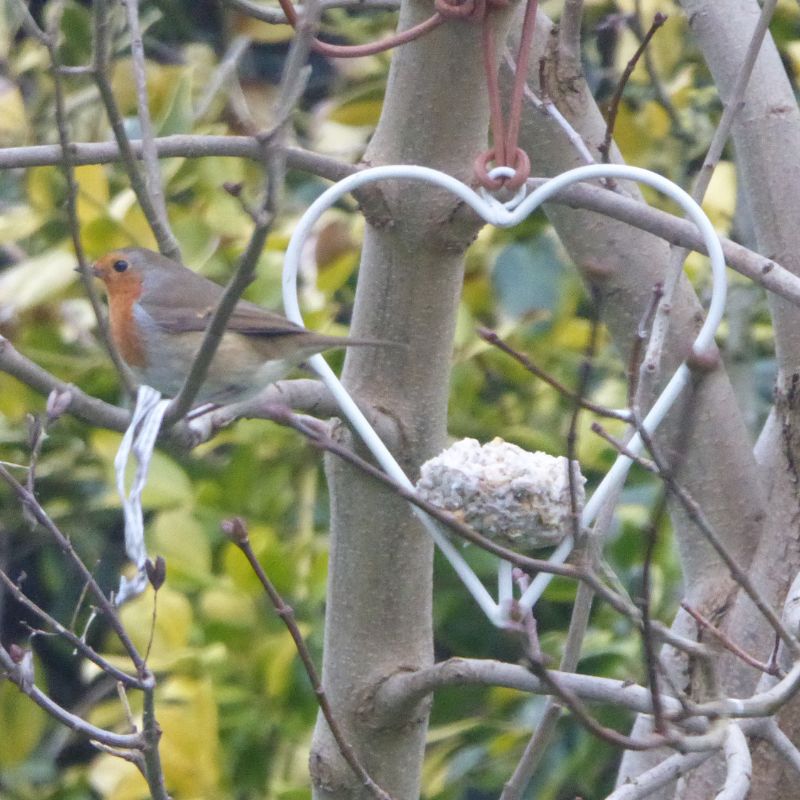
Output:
[{"xmin": 147, "ymin": 298, "xmax": 307, "ymax": 337}]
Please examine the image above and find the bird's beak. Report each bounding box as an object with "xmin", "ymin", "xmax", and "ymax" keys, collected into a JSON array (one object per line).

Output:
[{"xmin": 74, "ymin": 263, "xmax": 102, "ymax": 277}]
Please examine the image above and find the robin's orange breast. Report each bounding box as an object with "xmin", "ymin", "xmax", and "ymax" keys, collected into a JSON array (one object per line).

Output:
[{"xmin": 107, "ymin": 283, "xmax": 146, "ymax": 368}]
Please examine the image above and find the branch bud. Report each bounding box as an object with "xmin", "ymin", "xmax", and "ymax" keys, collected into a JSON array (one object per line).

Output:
[{"xmin": 221, "ymin": 516, "xmax": 249, "ymax": 545}]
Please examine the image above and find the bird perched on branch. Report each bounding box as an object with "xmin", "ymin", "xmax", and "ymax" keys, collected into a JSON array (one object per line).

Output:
[{"xmin": 90, "ymin": 247, "xmax": 390, "ymax": 404}]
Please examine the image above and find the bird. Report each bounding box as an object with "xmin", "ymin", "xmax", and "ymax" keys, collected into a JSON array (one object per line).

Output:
[{"xmin": 90, "ymin": 246, "xmax": 392, "ymax": 404}]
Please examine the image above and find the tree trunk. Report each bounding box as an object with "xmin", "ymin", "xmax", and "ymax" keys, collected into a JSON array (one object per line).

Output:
[{"xmin": 309, "ymin": 10, "xmax": 513, "ymax": 798}]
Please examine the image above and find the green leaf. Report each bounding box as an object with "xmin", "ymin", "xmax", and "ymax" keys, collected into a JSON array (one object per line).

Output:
[{"xmin": 492, "ymin": 236, "xmax": 567, "ymax": 318}]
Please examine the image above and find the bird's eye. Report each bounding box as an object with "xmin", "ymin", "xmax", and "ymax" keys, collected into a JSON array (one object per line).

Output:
[{"xmin": 112, "ymin": 259, "xmax": 129, "ymax": 273}]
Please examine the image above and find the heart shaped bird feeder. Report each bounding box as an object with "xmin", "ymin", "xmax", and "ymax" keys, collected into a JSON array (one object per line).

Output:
[{"xmin": 280, "ymin": 162, "xmax": 726, "ymax": 627}]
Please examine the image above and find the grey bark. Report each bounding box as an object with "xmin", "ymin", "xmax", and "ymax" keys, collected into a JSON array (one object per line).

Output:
[
  {"xmin": 309, "ymin": 9, "xmax": 513, "ymax": 799},
  {"xmin": 671, "ymin": 2, "xmax": 800, "ymax": 797},
  {"xmin": 512, "ymin": 7, "xmax": 781, "ymax": 798}
]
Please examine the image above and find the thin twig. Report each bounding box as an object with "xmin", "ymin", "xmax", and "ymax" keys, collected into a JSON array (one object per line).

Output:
[
  {"xmin": 140, "ymin": 688, "xmax": 170, "ymax": 800},
  {"xmin": 558, "ymin": 0, "xmax": 584, "ymax": 63},
  {"xmin": 0, "ymin": 645, "xmax": 144, "ymax": 749},
  {"xmin": 0, "ymin": 463, "xmax": 150, "ymax": 676},
  {"xmin": 628, "ymin": 282, "xmax": 663, "ymax": 410},
  {"xmin": 639, "ymin": 494, "xmax": 667, "ymax": 733},
  {"xmin": 642, "ymin": 0, "xmax": 778, "ymax": 377},
  {"xmin": 226, "ymin": 520, "xmax": 395, "ymax": 800},
  {"xmin": 121, "ymin": 0, "xmax": 181, "ymax": 260},
  {"xmin": 630, "ymin": 0, "xmax": 687, "ymax": 141},
  {"xmin": 0, "ymin": 569, "xmax": 144, "ymax": 688},
  {"xmin": 634, "ymin": 420, "xmax": 800, "ymax": 658},
  {"xmin": 681, "ymin": 601, "xmax": 783, "ymax": 677},
  {"xmin": 164, "ymin": 4, "xmax": 317, "ymax": 421},
  {"xmin": 477, "ymin": 327, "xmax": 630, "ymax": 421},
  {"xmin": 12, "ymin": 0, "xmax": 135, "ymax": 392},
  {"xmin": 92, "ymin": 0, "xmax": 180, "ymax": 260},
  {"xmin": 524, "ymin": 656, "xmax": 666, "ymax": 751},
  {"xmin": 590, "ymin": 422, "xmax": 657, "ymax": 472},
  {"xmin": 599, "ymin": 13, "xmax": 667, "ymax": 163},
  {"xmin": 512, "ymin": 49, "xmax": 595, "ymax": 165}
]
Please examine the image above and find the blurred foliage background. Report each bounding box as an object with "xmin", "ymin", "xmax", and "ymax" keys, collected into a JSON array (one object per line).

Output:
[{"xmin": 0, "ymin": 0, "xmax": 793, "ymax": 797}]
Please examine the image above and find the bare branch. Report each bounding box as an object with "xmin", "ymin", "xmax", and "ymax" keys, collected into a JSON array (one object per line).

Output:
[
  {"xmin": 372, "ymin": 657, "xmax": 679, "ymax": 722},
  {"xmin": 682, "ymin": 601, "xmax": 783, "ymax": 677},
  {"xmin": 0, "ymin": 463, "xmax": 149, "ymax": 675},
  {"xmin": 224, "ymin": 0, "xmax": 400, "ymax": 24},
  {"xmin": 717, "ymin": 724, "xmax": 751, "ymax": 800},
  {"xmin": 603, "ymin": 749, "xmax": 713, "ymax": 800},
  {"xmin": 558, "ymin": 0, "xmax": 584, "ymax": 63},
  {"xmin": 643, "ymin": 0, "xmax": 778, "ymax": 376},
  {"xmin": 92, "ymin": 0, "xmax": 179, "ymax": 258},
  {"xmin": 0, "ymin": 569, "xmax": 144, "ymax": 689},
  {"xmin": 0, "ymin": 645, "xmax": 144, "ymax": 749},
  {"xmin": 11, "ymin": 0, "xmax": 135, "ymax": 392},
  {"xmin": 599, "ymin": 13, "xmax": 668, "ymax": 163},
  {"xmin": 0, "ymin": 134, "xmax": 797, "ymax": 303},
  {"xmin": 121, "ymin": 0, "xmax": 181, "ymax": 261},
  {"xmin": 0, "ymin": 137, "xmax": 354, "ymax": 182},
  {"xmin": 164, "ymin": 5, "xmax": 318, "ymax": 421},
  {"xmin": 225, "ymin": 518, "xmax": 395, "ymax": 800},
  {"xmin": 526, "ymin": 177, "xmax": 800, "ymax": 305}
]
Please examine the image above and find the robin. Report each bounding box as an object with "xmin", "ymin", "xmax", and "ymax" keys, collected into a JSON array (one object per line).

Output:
[{"xmin": 90, "ymin": 247, "xmax": 391, "ymax": 404}]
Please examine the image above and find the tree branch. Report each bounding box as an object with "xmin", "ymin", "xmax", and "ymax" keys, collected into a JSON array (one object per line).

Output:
[
  {"xmin": 121, "ymin": 0, "xmax": 181, "ymax": 261},
  {"xmin": 0, "ymin": 645, "xmax": 144, "ymax": 750}
]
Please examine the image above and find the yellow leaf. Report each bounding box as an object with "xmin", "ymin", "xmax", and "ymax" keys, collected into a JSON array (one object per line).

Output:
[
  {"xmin": 329, "ymin": 97, "xmax": 384, "ymax": 127},
  {"xmin": 75, "ymin": 164, "xmax": 110, "ymax": 223},
  {"xmin": 548, "ymin": 316, "xmax": 595, "ymax": 353},
  {"xmin": 701, "ymin": 160, "xmax": 737, "ymax": 233},
  {"xmin": 200, "ymin": 583, "xmax": 257, "ymax": 627},
  {"xmin": 89, "ymin": 754, "xmax": 149, "ymax": 800},
  {"xmin": 89, "ymin": 677, "xmax": 220, "ymax": 797},
  {"xmin": 262, "ymin": 626, "xmax": 309, "ymax": 700},
  {"xmin": 0, "ymin": 249, "xmax": 76, "ymax": 316},
  {"xmin": 0, "ymin": 679, "xmax": 48, "ymax": 766},
  {"xmin": 118, "ymin": 585, "xmax": 193, "ymax": 656},
  {"xmin": 158, "ymin": 676, "xmax": 220, "ymax": 795},
  {"xmin": 316, "ymin": 250, "xmax": 359, "ymax": 294},
  {"xmin": 0, "ymin": 205, "xmax": 42, "ymax": 244},
  {"xmin": 0, "ymin": 78, "xmax": 27, "ymax": 146},
  {"xmin": 613, "ymin": 101, "xmax": 670, "ymax": 162},
  {"xmin": 27, "ymin": 166, "xmax": 62, "ymax": 212},
  {"xmin": 151, "ymin": 509, "xmax": 211, "ymax": 580}
]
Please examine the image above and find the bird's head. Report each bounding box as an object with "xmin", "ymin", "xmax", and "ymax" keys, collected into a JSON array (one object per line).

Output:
[{"xmin": 90, "ymin": 247, "xmax": 181, "ymax": 300}]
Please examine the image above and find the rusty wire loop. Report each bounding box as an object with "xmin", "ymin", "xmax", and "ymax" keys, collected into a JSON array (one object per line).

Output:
[
  {"xmin": 271, "ymin": 0, "xmax": 538, "ymax": 189},
  {"xmin": 474, "ymin": 0, "xmax": 538, "ymax": 190},
  {"xmin": 275, "ymin": 0, "xmax": 444, "ymax": 56}
]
